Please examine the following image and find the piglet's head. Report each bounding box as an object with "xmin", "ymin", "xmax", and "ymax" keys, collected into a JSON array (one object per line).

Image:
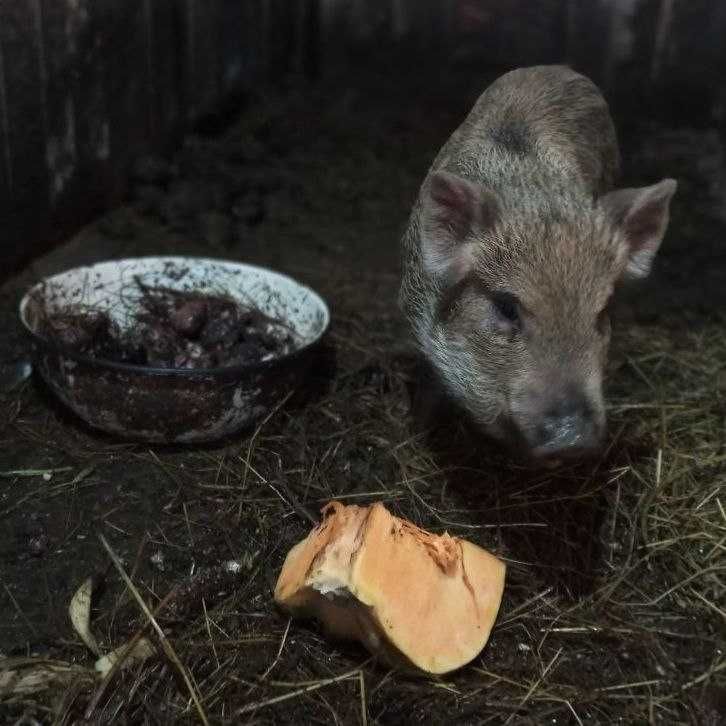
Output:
[{"xmin": 418, "ymin": 170, "xmax": 677, "ymax": 462}]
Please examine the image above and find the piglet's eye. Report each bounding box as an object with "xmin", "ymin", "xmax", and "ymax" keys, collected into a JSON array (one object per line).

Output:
[{"xmin": 491, "ymin": 292, "xmax": 520, "ymax": 325}]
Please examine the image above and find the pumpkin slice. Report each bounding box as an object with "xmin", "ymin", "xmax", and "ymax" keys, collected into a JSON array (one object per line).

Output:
[{"xmin": 274, "ymin": 501, "xmax": 506, "ymax": 675}]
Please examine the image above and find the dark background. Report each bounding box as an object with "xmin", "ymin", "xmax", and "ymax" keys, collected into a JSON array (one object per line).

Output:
[{"xmin": 1, "ymin": 0, "xmax": 724, "ymax": 280}]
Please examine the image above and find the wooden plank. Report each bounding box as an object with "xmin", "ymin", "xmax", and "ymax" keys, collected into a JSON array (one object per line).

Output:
[{"xmin": 0, "ymin": 0, "xmax": 51, "ymax": 270}]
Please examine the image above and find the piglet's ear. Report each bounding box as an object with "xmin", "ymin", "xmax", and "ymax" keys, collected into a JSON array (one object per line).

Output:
[
  {"xmin": 600, "ymin": 178, "xmax": 677, "ymax": 280},
  {"xmin": 420, "ymin": 170, "xmax": 500, "ymax": 285}
]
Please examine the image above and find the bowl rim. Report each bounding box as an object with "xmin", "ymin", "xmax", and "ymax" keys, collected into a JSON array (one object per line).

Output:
[{"xmin": 18, "ymin": 255, "xmax": 331, "ymax": 378}]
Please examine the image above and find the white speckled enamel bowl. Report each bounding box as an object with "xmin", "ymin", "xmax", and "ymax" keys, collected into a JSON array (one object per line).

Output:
[{"xmin": 19, "ymin": 256, "xmax": 330, "ymax": 443}]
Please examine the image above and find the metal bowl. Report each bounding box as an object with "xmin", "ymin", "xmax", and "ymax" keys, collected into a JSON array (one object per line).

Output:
[{"xmin": 19, "ymin": 256, "xmax": 330, "ymax": 443}]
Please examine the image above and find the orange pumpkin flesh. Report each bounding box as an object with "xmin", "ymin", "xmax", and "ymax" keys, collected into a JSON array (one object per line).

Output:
[{"xmin": 274, "ymin": 502, "xmax": 506, "ymax": 675}]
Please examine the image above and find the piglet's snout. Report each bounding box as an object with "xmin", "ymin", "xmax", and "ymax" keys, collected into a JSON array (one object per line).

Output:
[{"xmin": 524, "ymin": 393, "xmax": 604, "ymax": 459}]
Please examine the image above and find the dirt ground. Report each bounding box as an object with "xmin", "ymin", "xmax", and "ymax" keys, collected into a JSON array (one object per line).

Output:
[{"xmin": 1, "ymin": 59, "xmax": 725, "ymax": 724}]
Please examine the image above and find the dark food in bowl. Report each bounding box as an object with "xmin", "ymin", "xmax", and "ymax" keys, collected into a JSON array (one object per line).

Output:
[{"xmin": 37, "ymin": 278, "xmax": 298, "ymax": 370}]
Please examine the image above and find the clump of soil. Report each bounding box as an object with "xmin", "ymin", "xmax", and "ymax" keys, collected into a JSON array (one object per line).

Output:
[{"xmin": 38, "ymin": 282, "xmax": 297, "ymax": 369}]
